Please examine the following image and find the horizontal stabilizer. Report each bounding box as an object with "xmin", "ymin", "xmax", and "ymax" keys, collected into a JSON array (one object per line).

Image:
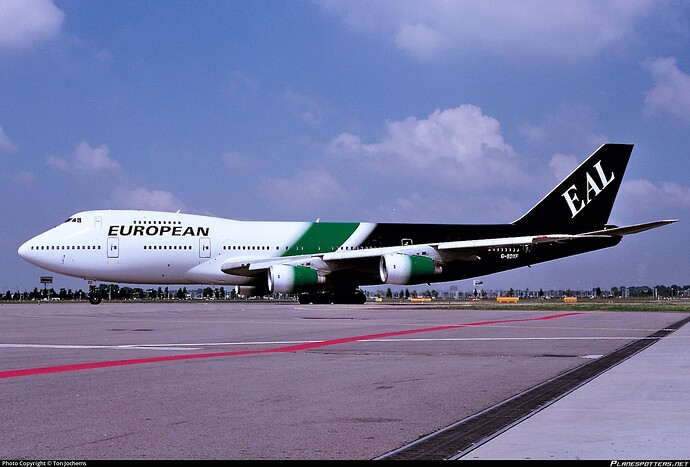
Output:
[{"xmin": 582, "ymin": 220, "xmax": 678, "ymax": 237}]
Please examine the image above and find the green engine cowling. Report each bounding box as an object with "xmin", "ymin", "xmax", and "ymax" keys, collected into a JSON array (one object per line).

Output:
[
  {"xmin": 268, "ymin": 264, "xmax": 325, "ymax": 293},
  {"xmin": 379, "ymin": 254, "xmax": 442, "ymax": 285}
]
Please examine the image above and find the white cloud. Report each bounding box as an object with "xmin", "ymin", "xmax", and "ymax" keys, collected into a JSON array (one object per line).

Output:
[
  {"xmin": 0, "ymin": 125, "xmax": 18, "ymax": 154},
  {"xmin": 260, "ymin": 169, "xmax": 351, "ymax": 218},
  {"xmin": 316, "ymin": 0, "xmax": 654, "ymax": 61},
  {"xmin": 283, "ymin": 89, "xmax": 332, "ymax": 127},
  {"xmin": 327, "ymin": 104, "xmax": 525, "ymax": 189},
  {"xmin": 46, "ymin": 141, "xmax": 121, "ymax": 173},
  {"xmin": 110, "ymin": 187, "xmax": 185, "ymax": 212},
  {"xmin": 618, "ymin": 179, "xmax": 690, "ymax": 218},
  {"xmin": 519, "ymin": 103, "xmax": 607, "ymax": 150},
  {"xmin": 548, "ymin": 153, "xmax": 578, "ymax": 181},
  {"xmin": 644, "ymin": 57, "xmax": 690, "ymax": 123},
  {"xmin": 393, "ymin": 22, "xmax": 446, "ymax": 61},
  {"xmin": 0, "ymin": 0, "xmax": 64, "ymax": 53}
]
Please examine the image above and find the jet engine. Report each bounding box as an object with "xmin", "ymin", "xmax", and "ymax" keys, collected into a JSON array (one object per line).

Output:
[
  {"xmin": 268, "ymin": 264, "xmax": 325, "ymax": 293},
  {"xmin": 379, "ymin": 254, "xmax": 442, "ymax": 285}
]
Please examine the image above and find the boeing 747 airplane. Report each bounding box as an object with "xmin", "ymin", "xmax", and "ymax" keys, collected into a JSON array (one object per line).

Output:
[{"xmin": 18, "ymin": 144, "xmax": 676, "ymax": 304}]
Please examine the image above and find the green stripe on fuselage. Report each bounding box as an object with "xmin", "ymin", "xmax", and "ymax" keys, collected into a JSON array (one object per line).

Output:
[{"xmin": 282, "ymin": 222, "xmax": 360, "ymax": 256}]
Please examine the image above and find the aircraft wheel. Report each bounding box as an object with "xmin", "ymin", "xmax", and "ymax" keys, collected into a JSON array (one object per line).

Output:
[
  {"xmin": 333, "ymin": 290, "xmax": 366, "ymax": 304},
  {"xmin": 88, "ymin": 293, "xmax": 102, "ymax": 305},
  {"xmin": 312, "ymin": 293, "xmax": 333, "ymax": 304},
  {"xmin": 354, "ymin": 290, "xmax": 366, "ymax": 304},
  {"xmin": 298, "ymin": 293, "xmax": 312, "ymax": 304}
]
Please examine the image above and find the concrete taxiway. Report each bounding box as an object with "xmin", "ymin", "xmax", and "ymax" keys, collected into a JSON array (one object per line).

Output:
[
  {"xmin": 0, "ymin": 301, "xmax": 688, "ymax": 460},
  {"xmin": 455, "ymin": 316, "xmax": 690, "ymax": 460}
]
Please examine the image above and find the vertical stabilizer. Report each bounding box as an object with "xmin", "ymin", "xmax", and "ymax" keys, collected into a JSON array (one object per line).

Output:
[{"xmin": 513, "ymin": 143, "xmax": 633, "ymax": 234}]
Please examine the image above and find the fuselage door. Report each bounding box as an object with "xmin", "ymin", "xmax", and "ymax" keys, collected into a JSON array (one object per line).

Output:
[
  {"xmin": 107, "ymin": 237, "xmax": 119, "ymax": 258},
  {"xmin": 200, "ymin": 237, "xmax": 211, "ymax": 258}
]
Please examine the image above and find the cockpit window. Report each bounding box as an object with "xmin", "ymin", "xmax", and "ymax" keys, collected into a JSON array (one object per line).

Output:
[{"xmin": 64, "ymin": 217, "xmax": 82, "ymax": 223}]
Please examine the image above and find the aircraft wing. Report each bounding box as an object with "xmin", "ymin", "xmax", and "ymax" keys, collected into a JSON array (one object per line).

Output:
[
  {"xmin": 321, "ymin": 219, "xmax": 678, "ymax": 264},
  {"xmin": 220, "ymin": 219, "xmax": 677, "ymax": 278}
]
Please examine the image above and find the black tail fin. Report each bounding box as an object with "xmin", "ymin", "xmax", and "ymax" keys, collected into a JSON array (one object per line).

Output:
[{"xmin": 513, "ymin": 143, "xmax": 633, "ymax": 234}]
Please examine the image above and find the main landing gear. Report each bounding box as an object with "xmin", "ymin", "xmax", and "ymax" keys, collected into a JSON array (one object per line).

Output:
[
  {"xmin": 298, "ymin": 289, "xmax": 366, "ymax": 305},
  {"xmin": 87, "ymin": 282, "xmax": 102, "ymax": 305}
]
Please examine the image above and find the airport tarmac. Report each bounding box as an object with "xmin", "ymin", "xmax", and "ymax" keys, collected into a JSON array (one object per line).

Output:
[
  {"xmin": 453, "ymin": 312, "xmax": 690, "ymax": 461},
  {"xmin": 0, "ymin": 301, "xmax": 688, "ymax": 460}
]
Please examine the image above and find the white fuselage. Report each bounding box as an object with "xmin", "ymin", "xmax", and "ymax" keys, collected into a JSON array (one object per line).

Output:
[{"xmin": 17, "ymin": 210, "xmax": 374, "ymax": 286}]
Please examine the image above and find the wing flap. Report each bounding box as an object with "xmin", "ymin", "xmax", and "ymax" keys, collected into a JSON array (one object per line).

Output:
[
  {"xmin": 221, "ymin": 256, "xmax": 331, "ymax": 276},
  {"xmin": 220, "ymin": 257, "xmax": 264, "ymax": 276}
]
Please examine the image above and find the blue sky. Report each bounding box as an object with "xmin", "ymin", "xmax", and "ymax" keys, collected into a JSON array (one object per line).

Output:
[{"xmin": 1, "ymin": 0, "xmax": 689, "ymax": 294}]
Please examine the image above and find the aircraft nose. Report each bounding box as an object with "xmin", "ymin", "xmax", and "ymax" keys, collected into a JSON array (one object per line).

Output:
[
  {"xmin": 18, "ymin": 238, "xmax": 39, "ymax": 265},
  {"xmin": 18, "ymin": 240, "xmax": 30, "ymax": 259}
]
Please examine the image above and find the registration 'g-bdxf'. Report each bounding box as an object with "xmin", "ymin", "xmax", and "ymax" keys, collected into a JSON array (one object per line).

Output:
[{"xmin": 18, "ymin": 144, "xmax": 676, "ymax": 304}]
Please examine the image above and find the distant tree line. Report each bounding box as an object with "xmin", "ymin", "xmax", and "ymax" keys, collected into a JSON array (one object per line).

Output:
[
  {"xmin": 0, "ymin": 284, "xmax": 242, "ymax": 302},
  {"xmin": 3, "ymin": 282, "xmax": 689, "ymax": 302}
]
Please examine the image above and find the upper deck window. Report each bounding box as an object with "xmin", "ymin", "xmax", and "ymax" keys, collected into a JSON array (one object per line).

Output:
[{"xmin": 64, "ymin": 217, "xmax": 82, "ymax": 223}]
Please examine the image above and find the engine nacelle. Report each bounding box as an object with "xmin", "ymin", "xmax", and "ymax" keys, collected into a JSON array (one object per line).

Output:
[
  {"xmin": 379, "ymin": 254, "xmax": 442, "ymax": 285},
  {"xmin": 268, "ymin": 264, "xmax": 325, "ymax": 293}
]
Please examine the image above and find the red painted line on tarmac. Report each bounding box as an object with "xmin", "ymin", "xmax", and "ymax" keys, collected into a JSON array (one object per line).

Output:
[{"xmin": 0, "ymin": 312, "xmax": 581, "ymax": 379}]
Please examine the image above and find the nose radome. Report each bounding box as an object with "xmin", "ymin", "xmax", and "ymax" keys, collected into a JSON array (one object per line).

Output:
[
  {"xmin": 18, "ymin": 238, "xmax": 40, "ymax": 266},
  {"xmin": 18, "ymin": 240, "xmax": 31, "ymax": 260}
]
